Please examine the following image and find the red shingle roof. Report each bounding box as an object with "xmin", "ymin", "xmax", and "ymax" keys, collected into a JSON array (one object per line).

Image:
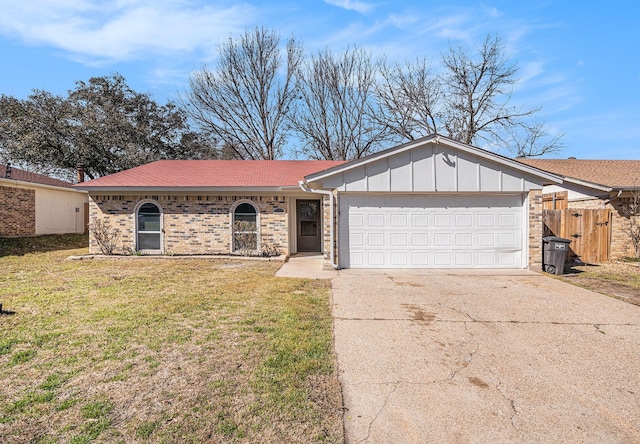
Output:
[
  {"xmin": 517, "ymin": 159, "xmax": 640, "ymax": 188},
  {"xmin": 0, "ymin": 164, "xmax": 74, "ymax": 188},
  {"xmin": 75, "ymin": 160, "xmax": 346, "ymax": 189}
]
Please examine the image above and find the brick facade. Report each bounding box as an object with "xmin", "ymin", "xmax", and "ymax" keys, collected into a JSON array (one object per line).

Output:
[
  {"xmin": 527, "ymin": 189, "xmax": 544, "ymax": 271},
  {"xmin": 89, "ymin": 194, "xmax": 289, "ymax": 255},
  {"xmin": 567, "ymin": 196, "xmax": 636, "ymax": 259},
  {"xmin": 0, "ymin": 186, "xmax": 35, "ymax": 236},
  {"xmin": 321, "ymin": 193, "xmax": 337, "ymax": 269}
]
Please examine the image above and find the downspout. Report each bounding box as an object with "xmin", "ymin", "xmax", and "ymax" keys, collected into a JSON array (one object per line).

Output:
[
  {"xmin": 604, "ymin": 189, "xmax": 622, "ymax": 205},
  {"xmin": 299, "ymin": 180, "xmax": 338, "ymax": 269}
]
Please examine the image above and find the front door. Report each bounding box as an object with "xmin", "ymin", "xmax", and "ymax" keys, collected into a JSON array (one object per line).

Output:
[{"xmin": 296, "ymin": 199, "xmax": 322, "ymax": 252}]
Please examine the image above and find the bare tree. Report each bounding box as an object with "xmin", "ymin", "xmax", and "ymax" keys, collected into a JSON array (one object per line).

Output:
[
  {"xmin": 184, "ymin": 27, "xmax": 302, "ymax": 160},
  {"xmin": 511, "ymin": 121, "xmax": 565, "ymax": 158},
  {"xmin": 375, "ymin": 34, "xmax": 563, "ymax": 157},
  {"xmin": 292, "ymin": 47, "xmax": 388, "ymax": 160},
  {"xmin": 375, "ymin": 57, "xmax": 442, "ymax": 141},
  {"xmin": 441, "ymin": 34, "xmax": 562, "ymax": 156},
  {"xmin": 621, "ymin": 187, "xmax": 640, "ymax": 258}
]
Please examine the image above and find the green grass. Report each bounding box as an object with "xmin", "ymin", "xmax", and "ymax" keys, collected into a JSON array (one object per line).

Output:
[{"xmin": 0, "ymin": 235, "xmax": 342, "ymax": 443}]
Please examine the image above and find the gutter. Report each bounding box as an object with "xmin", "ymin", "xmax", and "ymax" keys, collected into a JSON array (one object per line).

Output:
[{"xmin": 299, "ymin": 180, "xmax": 338, "ymax": 269}]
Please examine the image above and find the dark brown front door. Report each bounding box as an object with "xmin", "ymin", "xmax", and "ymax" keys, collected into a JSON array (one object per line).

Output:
[{"xmin": 296, "ymin": 199, "xmax": 321, "ymax": 252}]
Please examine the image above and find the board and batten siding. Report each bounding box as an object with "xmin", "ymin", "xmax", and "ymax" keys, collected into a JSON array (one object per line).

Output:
[{"xmin": 321, "ymin": 143, "xmax": 543, "ymax": 193}]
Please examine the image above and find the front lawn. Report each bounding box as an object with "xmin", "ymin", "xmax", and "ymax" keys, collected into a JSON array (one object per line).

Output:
[
  {"xmin": 562, "ymin": 260, "xmax": 640, "ymax": 306},
  {"xmin": 0, "ymin": 235, "xmax": 343, "ymax": 443}
]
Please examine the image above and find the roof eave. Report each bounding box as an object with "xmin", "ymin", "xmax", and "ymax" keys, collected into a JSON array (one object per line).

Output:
[
  {"xmin": 561, "ymin": 177, "xmax": 613, "ymax": 192},
  {"xmin": 1, "ymin": 177, "xmax": 86, "ymax": 193},
  {"xmin": 75, "ymin": 185, "xmax": 299, "ymax": 193}
]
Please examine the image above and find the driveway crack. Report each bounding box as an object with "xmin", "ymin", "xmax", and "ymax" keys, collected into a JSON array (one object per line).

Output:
[
  {"xmin": 357, "ymin": 383, "xmax": 397, "ymax": 444},
  {"xmin": 496, "ymin": 377, "xmax": 519, "ymax": 431},
  {"xmin": 448, "ymin": 343, "xmax": 479, "ymax": 381}
]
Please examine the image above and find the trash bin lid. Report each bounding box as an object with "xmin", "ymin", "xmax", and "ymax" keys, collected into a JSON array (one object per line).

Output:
[{"xmin": 542, "ymin": 236, "xmax": 572, "ymax": 243}]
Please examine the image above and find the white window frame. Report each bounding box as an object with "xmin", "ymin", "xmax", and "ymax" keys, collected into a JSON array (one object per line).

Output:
[{"xmin": 231, "ymin": 200, "xmax": 260, "ymax": 254}]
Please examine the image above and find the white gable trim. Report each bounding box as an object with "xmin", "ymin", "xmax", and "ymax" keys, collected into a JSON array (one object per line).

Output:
[{"xmin": 304, "ymin": 135, "xmax": 562, "ymax": 185}]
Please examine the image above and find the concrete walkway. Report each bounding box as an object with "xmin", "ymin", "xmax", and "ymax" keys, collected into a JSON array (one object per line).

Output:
[
  {"xmin": 275, "ymin": 254, "xmax": 338, "ymax": 279},
  {"xmin": 332, "ymin": 269, "xmax": 640, "ymax": 443}
]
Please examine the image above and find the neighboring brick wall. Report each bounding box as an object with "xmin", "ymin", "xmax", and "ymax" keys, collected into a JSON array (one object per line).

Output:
[
  {"xmin": 567, "ymin": 197, "xmax": 635, "ymax": 259},
  {"xmin": 88, "ymin": 194, "xmax": 289, "ymax": 255},
  {"xmin": 608, "ymin": 198, "xmax": 636, "ymax": 258},
  {"xmin": 567, "ymin": 199, "xmax": 605, "ymax": 210},
  {"xmin": 528, "ymin": 189, "xmax": 543, "ymax": 271},
  {"xmin": 0, "ymin": 186, "xmax": 35, "ymax": 236}
]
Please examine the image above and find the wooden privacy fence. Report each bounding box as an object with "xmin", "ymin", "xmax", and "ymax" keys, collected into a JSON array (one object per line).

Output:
[
  {"xmin": 543, "ymin": 209, "xmax": 611, "ymax": 263},
  {"xmin": 542, "ymin": 191, "xmax": 568, "ymax": 210}
]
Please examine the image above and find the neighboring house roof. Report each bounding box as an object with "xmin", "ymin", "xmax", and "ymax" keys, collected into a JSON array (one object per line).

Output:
[
  {"xmin": 517, "ymin": 159, "xmax": 640, "ymax": 190},
  {"xmin": 0, "ymin": 164, "xmax": 74, "ymax": 189},
  {"xmin": 74, "ymin": 160, "xmax": 346, "ymax": 191}
]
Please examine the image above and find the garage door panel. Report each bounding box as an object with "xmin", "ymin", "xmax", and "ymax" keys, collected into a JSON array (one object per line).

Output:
[
  {"xmin": 390, "ymin": 232, "xmax": 408, "ymax": 246},
  {"xmin": 412, "ymin": 214, "xmax": 429, "ymax": 227},
  {"xmin": 367, "ymin": 251, "xmax": 385, "ymax": 266},
  {"xmin": 478, "ymin": 233, "xmax": 494, "ymax": 247},
  {"xmin": 498, "ymin": 251, "xmax": 520, "ymax": 266},
  {"xmin": 434, "ymin": 233, "xmax": 452, "ymax": 246},
  {"xmin": 368, "ymin": 214, "xmax": 384, "ymax": 227},
  {"xmin": 498, "ymin": 213, "xmax": 517, "ymax": 227},
  {"xmin": 498, "ymin": 232, "xmax": 518, "ymax": 247},
  {"xmin": 455, "ymin": 252, "xmax": 473, "ymax": 266},
  {"xmin": 434, "ymin": 214, "xmax": 452, "ymax": 227},
  {"xmin": 350, "ymin": 213, "xmax": 364, "ymax": 227},
  {"xmin": 340, "ymin": 193, "xmax": 524, "ymax": 269},
  {"xmin": 390, "ymin": 251, "xmax": 408, "ymax": 266},
  {"xmin": 411, "ymin": 232, "xmax": 429, "ymax": 246},
  {"xmin": 477, "ymin": 251, "xmax": 497, "ymax": 266},
  {"xmin": 477, "ymin": 214, "xmax": 495, "ymax": 227},
  {"xmin": 455, "ymin": 232, "xmax": 473, "ymax": 247},
  {"xmin": 411, "ymin": 251, "xmax": 429, "ymax": 265},
  {"xmin": 455, "ymin": 214, "xmax": 473, "ymax": 227},
  {"xmin": 390, "ymin": 213, "xmax": 407, "ymax": 227},
  {"xmin": 350, "ymin": 232, "xmax": 364, "ymax": 246},
  {"xmin": 433, "ymin": 251, "xmax": 452, "ymax": 266}
]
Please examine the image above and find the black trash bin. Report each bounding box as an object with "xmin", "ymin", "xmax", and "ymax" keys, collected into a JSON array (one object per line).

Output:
[{"xmin": 542, "ymin": 236, "xmax": 572, "ymax": 275}]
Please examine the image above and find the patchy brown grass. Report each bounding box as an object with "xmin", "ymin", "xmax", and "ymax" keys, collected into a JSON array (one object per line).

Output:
[
  {"xmin": 0, "ymin": 238, "xmax": 343, "ymax": 443},
  {"xmin": 562, "ymin": 261, "xmax": 640, "ymax": 306}
]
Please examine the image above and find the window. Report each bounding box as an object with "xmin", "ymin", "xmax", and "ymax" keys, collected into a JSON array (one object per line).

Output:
[
  {"xmin": 137, "ymin": 202, "xmax": 161, "ymax": 251},
  {"xmin": 299, "ymin": 201, "xmax": 318, "ymax": 236},
  {"xmin": 233, "ymin": 202, "xmax": 257, "ymax": 252}
]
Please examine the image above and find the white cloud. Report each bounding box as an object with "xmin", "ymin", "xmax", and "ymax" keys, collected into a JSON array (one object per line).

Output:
[
  {"xmin": 324, "ymin": 0, "xmax": 374, "ymax": 14},
  {"xmin": 0, "ymin": 0, "xmax": 257, "ymax": 64},
  {"xmin": 387, "ymin": 13, "xmax": 419, "ymax": 30}
]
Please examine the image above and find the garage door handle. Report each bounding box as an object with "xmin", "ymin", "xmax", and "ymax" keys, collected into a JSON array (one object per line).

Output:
[{"xmin": 571, "ymin": 233, "xmax": 581, "ymax": 238}]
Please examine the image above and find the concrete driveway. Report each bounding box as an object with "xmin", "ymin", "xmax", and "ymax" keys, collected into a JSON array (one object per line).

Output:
[{"xmin": 332, "ymin": 269, "xmax": 640, "ymax": 443}]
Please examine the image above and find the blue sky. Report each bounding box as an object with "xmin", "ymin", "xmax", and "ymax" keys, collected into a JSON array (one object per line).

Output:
[{"xmin": 0, "ymin": 0, "xmax": 638, "ymax": 159}]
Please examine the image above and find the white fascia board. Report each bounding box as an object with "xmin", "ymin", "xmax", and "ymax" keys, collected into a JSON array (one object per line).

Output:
[
  {"xmin": 0, "ymin": 178, "xmax": 88, "ymax": 194},
  {"xmin": 304, "ymin": 135, "xmax": 563, "ymax": 185}
]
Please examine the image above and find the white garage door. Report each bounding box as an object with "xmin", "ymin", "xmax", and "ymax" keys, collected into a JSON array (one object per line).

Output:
[{"xmin": 339, "ymin": 194, "xmax": 525, "ymax": 269}]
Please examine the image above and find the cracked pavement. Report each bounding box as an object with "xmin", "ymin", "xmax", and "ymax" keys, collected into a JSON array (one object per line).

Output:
[{"xmin": 331, "ymin": 269, "xmax": 640, "ymax": 443}]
